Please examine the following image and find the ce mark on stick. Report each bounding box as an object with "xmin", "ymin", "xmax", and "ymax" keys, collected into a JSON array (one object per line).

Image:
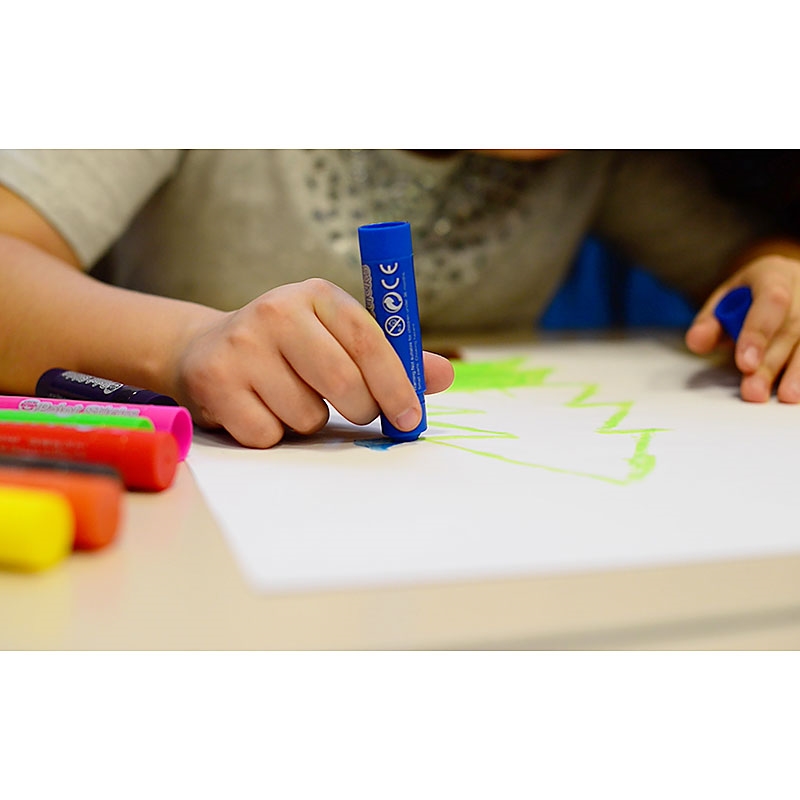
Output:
[
  {"xmin": 379, "ymin": 262, "xmax": 400, "ymax": 290},
  {"xmin": 379, "ymin": 262, "xmax": 404, "ymax": 315}
]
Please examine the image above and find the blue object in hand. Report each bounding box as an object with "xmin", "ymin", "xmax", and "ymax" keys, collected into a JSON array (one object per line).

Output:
[
  {"xmin": 358, "ymin": 221, "xmax": 426, "ymax": 441},
  {"xmin": 714, "ymin": 286, "xmax": 752, "ymax": 342}
]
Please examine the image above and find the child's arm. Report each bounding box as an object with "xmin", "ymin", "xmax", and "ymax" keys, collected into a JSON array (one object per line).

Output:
[
  {"xmin": 685, "ymin": 238, "xmax": 800, "ymax": 403},
  {"xmin": 589, "ymin": 150, "xmax": 800, "ymax": 402},
  {"xmin": 0, "ymin": 186, "xmax": 453, "ymax": 447}
]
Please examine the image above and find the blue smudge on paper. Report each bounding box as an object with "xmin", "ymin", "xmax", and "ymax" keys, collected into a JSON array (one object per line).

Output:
[{"xmin": 354, "ymin": 437, "xmax": 404, "ymax": 451}]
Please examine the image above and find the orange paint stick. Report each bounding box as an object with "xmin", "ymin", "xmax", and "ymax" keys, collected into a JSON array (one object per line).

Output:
[{"xmin": 0, "ymin": 456, "xmax": 124, "ymax": 550}]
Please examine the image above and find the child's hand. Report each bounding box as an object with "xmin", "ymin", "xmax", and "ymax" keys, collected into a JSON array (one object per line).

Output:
[
  {"xmin": 685, "ymin": 252, "xmax": 800, "ymax": 402},
  {"xmin": 174, "ymin": 278, "xmax": 455, "ymax": 447}
]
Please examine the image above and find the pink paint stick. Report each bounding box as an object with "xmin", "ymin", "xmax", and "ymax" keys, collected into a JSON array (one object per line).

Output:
[{"xmin": 0, "ymin": 396, "xmax": 193, "ymax": 460}]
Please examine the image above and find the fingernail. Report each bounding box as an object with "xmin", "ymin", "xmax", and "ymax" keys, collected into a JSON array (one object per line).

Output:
[
  {"xmin": 748, "ymin": 375, "xmax": 768, "ymax": 400},
  {"xmin": 783, "ymin": 380, "xmax": 800, "ymax": 402},
  {"xmin": 395, "ymin": 407, "xmax": 421, "ymax": 430},
  {"xmin": 742, "ymin": 346, "xmax": 760, "ymax": 370}
]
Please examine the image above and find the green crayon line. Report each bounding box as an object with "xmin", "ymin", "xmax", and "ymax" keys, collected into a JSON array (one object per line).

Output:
[
  {"xmin": 425, "ymin": 437, "xmax": 633, "ymax": 485},
  {"xmin": 449, "ymin": 358, "xmax": 668, "ymax": 438},
  {"xmin": 418, "ymin": 357, "xmax": 667, "ymax": 485},
  {"xmin": 448, "ymin": 358, "xmax": 553, "ymax": 395},
  {"xmin": 424, "ymin": 413, "xmax": 653, "ymax": 486}
]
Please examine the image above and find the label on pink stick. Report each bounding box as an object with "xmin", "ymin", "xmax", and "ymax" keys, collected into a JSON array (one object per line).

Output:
[{"xmin": 0, "ymin": 396, "xmax": 193, "ymax": 460}]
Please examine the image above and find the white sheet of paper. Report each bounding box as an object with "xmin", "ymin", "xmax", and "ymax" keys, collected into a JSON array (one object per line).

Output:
[{"xmin": 187, "ymin": 337, "xmax": 800, "ymax": 592}]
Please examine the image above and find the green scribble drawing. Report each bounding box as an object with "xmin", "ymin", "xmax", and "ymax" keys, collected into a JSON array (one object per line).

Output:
[
  {"xmin": 449, "ymin": 358, "xmax": 553, "ymax": 394},
  {"xmin": 422, "ymin": 357, "xmax": 667, "ymax": 486}
]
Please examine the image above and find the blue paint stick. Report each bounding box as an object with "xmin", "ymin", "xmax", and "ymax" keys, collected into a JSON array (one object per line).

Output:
[
  {"xmin": 358, "ymin": 221, "xmax": 426, "ymax": 441},
  {"xmin": 714, "ymin": 286, "xmax": 752, "ymax": 342}
]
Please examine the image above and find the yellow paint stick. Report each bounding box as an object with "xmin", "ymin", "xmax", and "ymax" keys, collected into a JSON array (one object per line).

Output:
[{"xmin": 0, "ymin": 485, "xmax": 75, "ymax": 572}]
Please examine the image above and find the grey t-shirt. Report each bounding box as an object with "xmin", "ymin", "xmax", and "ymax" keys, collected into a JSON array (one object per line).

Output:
[{"xmin": 0, "ymin": 149, "xmax": 765, "ymax": 331}]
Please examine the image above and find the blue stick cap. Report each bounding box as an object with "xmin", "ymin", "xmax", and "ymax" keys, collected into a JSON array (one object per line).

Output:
[
  {"xmin": 357, "ymin": 221, "xmax": 413, "ymax": 263},
  {"xmin": 714, "ymin": 286, "xmax": 752, "ymax": 342}
]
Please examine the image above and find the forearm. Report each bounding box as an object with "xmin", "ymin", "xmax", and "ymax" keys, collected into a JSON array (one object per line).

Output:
[{"xmin": 0, "ymin": 233, "xmax": 223, "ymax": 398}]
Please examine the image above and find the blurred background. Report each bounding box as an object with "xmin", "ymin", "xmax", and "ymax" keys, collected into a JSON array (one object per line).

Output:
[{"xmin": 541, "ymin": 150, "xmax": 800, "ymax": 332}]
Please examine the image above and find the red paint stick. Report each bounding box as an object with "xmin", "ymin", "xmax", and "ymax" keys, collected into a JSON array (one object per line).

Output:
[{"xmin": 0, "ymin": 422, "xmax": 178, "ymax": 491}]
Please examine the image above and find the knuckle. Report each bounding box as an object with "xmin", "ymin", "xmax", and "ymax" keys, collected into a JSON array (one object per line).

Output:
[
  {"xmin": 347, "ymin": 405, "xmax": 380, "ymax": 426},
  {"xmin": 347, "ymin": 324, "xmax": 380, "ymax": 362},
  {"xmin": 765, "ymin": 283, "xmax": 792, "ymax": 309},
  {"xmin": 302, "ymin": 276, "xmax": 336, "ymax": 297},
  {"xmin": 337, "ymin": 306, "xmax": 381, "ymax": 361},
  {"xmin": 210, "ymin": 309, "xmax": 263, "ymax": 351},
  {"xmin": 781, "ymin": 305, "xmax": 800, "ymax": 332},
  {"xmin": 322, "ymin": 361, "xmax": 359, "ymax": 399},
  {"xmin": 290, "ymin": 404, "xmax": 330, "ymax": 435},
  {"xmin": 250, "ymin": 292, "xmax": 291, "ymax": 327},
  {"xmin": 236, "ymin": 417, "xmax": 285, "ymax": 449}
]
